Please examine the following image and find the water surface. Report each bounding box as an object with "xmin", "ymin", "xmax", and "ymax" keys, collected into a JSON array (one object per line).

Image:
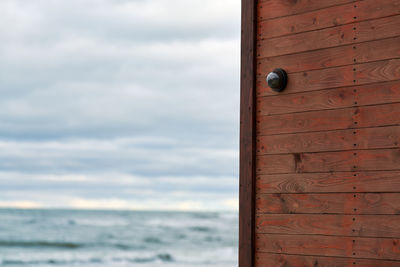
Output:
[{"xmin": 0, "ymin": 209, "xmax": 238, "ymax": 266}]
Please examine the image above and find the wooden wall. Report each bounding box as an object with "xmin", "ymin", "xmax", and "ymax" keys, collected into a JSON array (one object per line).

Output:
[{"xmin": 252, "ymin": 0, "xmax": 400, "ymax": 265}]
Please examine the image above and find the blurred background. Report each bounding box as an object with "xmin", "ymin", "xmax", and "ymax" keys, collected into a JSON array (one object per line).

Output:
[{"xmin": 0, "ymin": 0, "xmax": 240, "ymax": 266}]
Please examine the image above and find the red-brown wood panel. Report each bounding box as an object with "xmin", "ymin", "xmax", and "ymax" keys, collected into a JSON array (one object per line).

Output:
[
  {"xmin": 257, "ymin": 14, "xmax": 400, "ymax": 58},
  {"xmin": 255, "ymin": 253, "xmax": 400, "ymax": 267},
  {"xmin": 256, "ymin": 234, "xmax": 400, "ymax": 260},
  {"xmin": 256, "ymin": 214, "xmax": 400, "ymax": 238},
  {"xmin": 257, "ymin": 80, "xmax": 400, "ymax": 115},
  {"xmin": 258, "ymin": 0, "xmax": 355, "ymax": 20},
  {"xmin": 257, "ymin": 149, "xmax": 400, "ymax": 174},
  {"xmin": 256, "ymin": 171, "xmax": 400, "ymax": 193},
  {"xmin": 257, "ymin": 103, "xmax": 400, "ymax": 135},
  {"xmin": 259, "ymin": 0, "xmax": 400, "ymax": 39},
  {"xmin": 257, "ymin": 58, "xmax": 400, "ymax": 96},
  {"xmin": 249, "ymin": 0, "xmax": 400, "ymax": 265},
  {"xmin": 256, "ymin": 193, "xmax": 400, "ymax": 214},
  {"xmin": 257, "ymin": 126, "xmax": 400, "ymax": 154},
  {"xmin": 258, "ymin": 36, "xmax": 400, "ymax": 74}
]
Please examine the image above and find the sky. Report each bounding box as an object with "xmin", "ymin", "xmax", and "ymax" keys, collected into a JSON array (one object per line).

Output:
[{"xmin": 0, "ymin": 0, "xmax": 241, "ymax": 211}]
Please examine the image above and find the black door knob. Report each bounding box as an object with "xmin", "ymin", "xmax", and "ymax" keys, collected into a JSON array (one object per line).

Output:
[{"xmin": 266, "ymin": 68, "xmax": 288, "ymax": 92}]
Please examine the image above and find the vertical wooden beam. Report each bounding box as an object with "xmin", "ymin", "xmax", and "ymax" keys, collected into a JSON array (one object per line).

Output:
[{"xmin": 239, "ymin": 0, "xmax": 256, "ymax": 266}]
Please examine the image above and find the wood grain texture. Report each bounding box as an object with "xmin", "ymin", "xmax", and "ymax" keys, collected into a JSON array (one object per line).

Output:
[
  {"xmin": 257, "ymin": 126, "xmax": 400, "ymax": 154},
  {"xmin": 256, "ymin": 149, "xmax": 400, "ymax": 174},
  {"xmin": 257, "ymin": 107, "xmax": 354, "ymax": 135},
  {"xmin": 257, "ymin": 58, "xmax": 400, "ymax": 96},
  {"xmin": 256, "ymin": 214, "xmax": 400, "ymax": 238},
  {"xmin": 257, "ymin": 103, "xmax": 400, "ymax": 135},
  {"xmin": 255, "ymin": 253, "xmax": 400, "ymax": 266},
  {"xmin": 258, "ymin": 36, "xmax": 400, "ymax": 75},
  {"xmin": 257, "ymin": 86, "xmax": 355, "ymax": 115},
  {"xmin": 256, "ymin": 171, "xmax": 400, "ymax": 193},
  {"xmin": 252, "ymin": 0, "xmax": 400, "ymax": 264},
  {"xmin": 256, "ymin": 193, "xmax": 400, "ymax": 214},
  {"xmin": 257, "ymin": 80, "xmax": 400, "ymax": 115},
  {"xmin": 258, "ymin": 0, "xmax": 400, "ymax": 39},
  {"xmin": 239, "ymin": 0, "xmax": 256, "ymax": 266},
  {"xmin": 258, "ymin": 0, "xmax": 355, "ymax": 20},
  {"xmin": 256, "ymin": 234, "xmax": 400, "ymax": 260},
  {"xmin": 257, "ymin": 14, "xmax": 400, "ymax": 58}
]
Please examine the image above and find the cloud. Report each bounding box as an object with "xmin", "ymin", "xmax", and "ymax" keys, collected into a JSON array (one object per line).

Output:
[
  {"xmin": 0, "ymin": 201, "xmax": 43, "ymax": 209},
  {"xmin": 0, "ymin": 0, "xmax": 240, "ymax": 210}
]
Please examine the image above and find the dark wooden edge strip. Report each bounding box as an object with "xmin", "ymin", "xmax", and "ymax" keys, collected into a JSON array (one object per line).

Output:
[{"xmin": 239, "ymin": 0, "xmax": 256, "ymax": 266}]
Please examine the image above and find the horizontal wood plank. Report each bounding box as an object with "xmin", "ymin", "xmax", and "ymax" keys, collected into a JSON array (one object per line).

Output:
[
  {"xmin": 258, "ymin": 86, "xmax": 355, "ymax": 115},
  {"xmin": 356, "ymin": 102, "xmax": 400, "ymax": 129},
  {"xmin": 257, "ymin": 126, "xmax": 400, "ymax": 154},
  {"xmin": 258, "ymin": 107, "xmax": 354, "ymax": 135},
  {"xmin": 255, "ymin": 253, "xmax": 400, "ymax": 266},
  {"xmin": 257, "ymin": 103, "xmax": 400, "ymax": 135},
  {"xmin": 256, "ymin": 193, "xmax": 400, "ymax": 214},
  {"xmin": 257, "ymin": 59, "xmax": 400, "ymax": 96},
  {"xmin": 256, "ymin": 214, "xmax": 400, "ymax": 238},
  {"xmin": 257, "ymin": 80, "xmax": 400, "ymax": 115},
  {"xmin": 258, "ymin": 36, "xmax": 400, "ymax": 75},
  {"xmin": 256, "ymin": 171, "xmax": 400, "ymax": 193},
  {"xmin": 256, "ymin": 234, "xmax": 400, "ymax": 260},
  {"xmin": 258, "ymin": 0, "xmax": 355, "ymax": 20},
  {"xmin": 257, "ymin": 15, "xmax": 400, "ymax": 58},
  {"xmin": 258, "ymin": 0, "xmax": 400, "ymax": 39},
  {"xmin": 256, "ymin": 149, "xmax": 400, "ymax": 174}
]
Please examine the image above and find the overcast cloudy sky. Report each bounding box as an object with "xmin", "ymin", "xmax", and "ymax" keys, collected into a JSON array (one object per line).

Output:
[{"xmin": 0, "ymin": 0, "xmax": 240, "ymax": 210}]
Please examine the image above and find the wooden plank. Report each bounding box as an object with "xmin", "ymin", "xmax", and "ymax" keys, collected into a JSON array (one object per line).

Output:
[
  {"xmin": 257, "ymin": 126, "xmax": 400, "ymax": 154},
  {"xmin": 356, "ymin": 102, "xmax": 400, "ymax": 129},
  {"xmin": 257, "ymin": 0, "xmax": 354, "ymax": 20},
  {"xmin": 356, "ymin": 80, "xmax": 400, "ymax": 107},
  {"xmin": 256, "ymin": 214, "xmax": 400, "ymax": 238},
  {"xmin": 256, "ymin": 171, "xmax": 400, "ymax": 193},
  {"xmin": 258, "ymin": 0, "xmax": 400, "ymax": 39},
  {"xmin": 257, "ymin": 103, "xmax": 400, "ymax": 135},
  {"xmin": 257, "ymin": 15, "xmax": 400, "ymax": 58},
  {"xmin": 255, "ymin": 253, "xmax": 400, "ymax": 266},
  {"xmin": 257, "ymin": 80, "xmax": 400, "ymax": 116},
  {"xmin": 256, "ymin": 234, "xmax": 400, "ymax": 260},
  {"xmin": 258, "ymin": 128, "xmax": 357, "ymax": 154},
  {"xmin": 257, "ymin": 59, "xmax": 400, "ymax": 97},
  {"xmin": 239, "ymin": 0, "xmax": 256, "ymax": 265},
  {"xmin": 256, "ymin": 149, "xmax": 400, "ymax": 174},
  {"xmin": 258, "ymin": 36, "xmax": 400, "ymax": 75},
  {"xmin": 356, "ymin": 59, "xmax": 400, "ymax": 85},
  {"xmin": 256, "ymin": 193, "xmax": 400, "ymax": 214},
  {"xmin": 257, "ymin": 86, "xmax": 355, "ymax": 115},
  {"xmin": 257, "ymin": 107, "xmax": 354, "ymax": 135}
]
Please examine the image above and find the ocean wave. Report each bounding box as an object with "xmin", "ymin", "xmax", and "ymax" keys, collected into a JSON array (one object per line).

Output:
[
  {"xmin": 0, "ymin": 240, "xmax": 81, "ymax": 249},
  {"xmin": 143, "ymin": 236, "xmax": 163, "ymax": 244},
  {"xmin": 0, "ymin": 240, "xmax": 148, "ymax": 251},
  {"xmin": 1, "ymin": 258, "xmax": 103, "ymax": 265},
  {"xmin": 126, "ymin": 253, "xmax": 174, "ymax": 263},
  {"xmin": 189, "ymin": 226, "xmax": 211, "ymax": 232}
]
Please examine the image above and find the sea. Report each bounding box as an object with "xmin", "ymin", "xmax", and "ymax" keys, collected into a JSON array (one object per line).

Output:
[{"xmin": 0, "ymin": 209, "xmax": 238, "ymax": 267}]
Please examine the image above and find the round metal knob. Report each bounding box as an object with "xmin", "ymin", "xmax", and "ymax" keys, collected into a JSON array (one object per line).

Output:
[{"xmin": 266, "ymin": 68, "xmax": 288, "ymax": 92}]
